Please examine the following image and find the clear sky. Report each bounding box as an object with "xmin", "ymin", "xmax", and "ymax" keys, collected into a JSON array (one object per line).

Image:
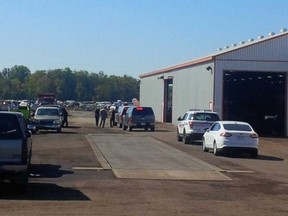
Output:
[{"xmin": 1, "ymin": 0, "xmax": 288, "ymax": 78}]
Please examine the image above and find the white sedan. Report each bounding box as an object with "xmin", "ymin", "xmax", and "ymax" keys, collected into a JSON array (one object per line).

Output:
[{"xmin": 202, "ymin": 121, "xmax": 259, "ymax": 158}]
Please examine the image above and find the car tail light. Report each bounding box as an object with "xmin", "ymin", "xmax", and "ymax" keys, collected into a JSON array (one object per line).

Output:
[
  {"xmin": 250, "ymin": 133, "xmax": 259, "ymax": 138},
  {"xmin": 220, "ymin": 132, "xmax": 232, "ymax": 137}
]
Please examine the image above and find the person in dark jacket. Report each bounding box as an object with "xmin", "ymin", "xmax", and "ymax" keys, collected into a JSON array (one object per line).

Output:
[
  {"xmin": 95, "ymin": 107, "xmax": 100, "ymax": 127},
  {"xmin": 61, "ymin": 107, "xmax": 68, "ymax": 127},
  {"xmin": 110, "ymin": 108, "xmax": 116, "ymax": 127},
  {"xmin": 99, "ymin": 108, "xmax": 108, "ymax": 128}
]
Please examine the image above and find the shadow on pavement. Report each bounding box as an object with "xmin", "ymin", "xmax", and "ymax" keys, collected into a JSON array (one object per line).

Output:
[
  {"xmin": 218, "ymin": 152, "xmax": 284, "ymax": 161},
  {"xmin": 0, "ymin": 182, "xmax": 90, "ymax": 201},
  {"xmin": 29, "ymin": 164, "xmax": 74, "ymax": 178},
  {"xmin": 0, "ymin": 164, "xmax": 89, "ymax": 200},
  {"xmin": 256, "ymin": 154, "xmax": 283, "ymax": 161}
]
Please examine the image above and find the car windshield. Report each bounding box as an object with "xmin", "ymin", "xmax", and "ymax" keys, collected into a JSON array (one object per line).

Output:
[
  {"xmin": 0, "ymin": 114, "xmax": 22, "ymax": 139},
  {"xmin": 37, "ymin": 109, "xmax": 60, "ymax": 116},
  {"xmin": 193, "ymin": 113, "xmax": 220, "ymax": 121},
  {"xmin": 223, "ymin": 123, "xmax": 252, "ymax": 131}
]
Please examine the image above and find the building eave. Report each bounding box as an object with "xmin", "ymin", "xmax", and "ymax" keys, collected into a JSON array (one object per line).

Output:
[
  {"xmin": 139, "ymin": 56, "xmax": 213, "ymax": 78},
  {"xmin": 139, "ymin": 30, "xmax": 288, "ymax": 79}
]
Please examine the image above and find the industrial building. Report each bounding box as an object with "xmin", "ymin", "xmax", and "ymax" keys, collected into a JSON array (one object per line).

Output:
[{"xmin": 139, "ymin": 29, "xmax": 288, "ymax": 137}]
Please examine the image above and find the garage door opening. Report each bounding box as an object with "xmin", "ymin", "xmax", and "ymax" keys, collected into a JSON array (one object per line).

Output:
[{"xmin": 223, "ymin": 71, "xmax": 286, "ymax": 136}]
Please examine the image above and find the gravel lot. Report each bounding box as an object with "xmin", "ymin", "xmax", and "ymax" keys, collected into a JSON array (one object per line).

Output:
[{"xmin": 0, "ymin": 111, "xmax": 287, "ymax": 216}]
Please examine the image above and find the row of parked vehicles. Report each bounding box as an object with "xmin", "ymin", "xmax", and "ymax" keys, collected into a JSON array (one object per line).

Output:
[
  {"xmin": 114, "ymin": 106, "xmax": 259, "ymax": 158},
  {"xmin": 176, "ymin": 110, "xmax": 259, "ymax": 158},
  {"xmin": 114, "ymin": 105, "xmax": 155, "ymax": 132},
  {"xmin": 0, "ymin": 103, "xmax": 69, "ymax": 193},
  {"xmin": 0, "ymin": 105, "xmax": 259, "ymax": 194}
]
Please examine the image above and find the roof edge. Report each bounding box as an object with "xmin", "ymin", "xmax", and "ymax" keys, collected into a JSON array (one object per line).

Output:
[
  {"xmin": 139, "ymin": 56, "xmax": 213, "ymax": 78},
  {"xmin": 139, "ymin": 30, "xmax": 288, "ymax": 79}
]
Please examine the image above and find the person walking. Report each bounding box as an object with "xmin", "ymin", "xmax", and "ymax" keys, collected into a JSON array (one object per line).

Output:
[
  {"xmin": 99, "ymin": 107, "xmax": 108, "ymax": 128},
  {"xmin": 61, "ymin": 107, "xmax": 68, "ymax": 127},
  {"xmin": 94, "ymin": 107, "xmax": 100, "ymax": 127},
  {"xmin": 110, "ymin": 107, "xmax": 116, "ymax": 127}
]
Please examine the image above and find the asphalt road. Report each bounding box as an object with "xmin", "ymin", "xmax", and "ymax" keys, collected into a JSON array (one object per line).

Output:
[{"xmin": 0, "ymin": 110, "xmax": 287, "ymax": 216}]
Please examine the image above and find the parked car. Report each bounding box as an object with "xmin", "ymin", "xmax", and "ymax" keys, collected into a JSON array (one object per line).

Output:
[
  {"xmin": 115, "ymin": 105, "xmax": 134, "ymax": 128},
  {"xmin": 0, "ymin": 111, "xmax": 32, "ymax": 193},
  {"xmin": 202, "ymin": 121, "xmax": 259, "ymax": 158},
  {"xmin": 122, "ymin": 106, "xmax": 155, "ymax": 131},
  {"xmin": 30, "ymin": 106, "xmax": 62, "ymax": 133},
  {"xmin": 177, "ymin": 110, "xmax": 220, "ymax": 144}
]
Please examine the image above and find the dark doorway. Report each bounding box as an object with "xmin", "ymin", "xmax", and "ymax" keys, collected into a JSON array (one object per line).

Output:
[
  {"xmin": 223, "ymin": 71, "xmax": 286, "ymax": 136},
  {"xmin": 164, "ymin": 78, "xmax": 173, "ymax": 122}
]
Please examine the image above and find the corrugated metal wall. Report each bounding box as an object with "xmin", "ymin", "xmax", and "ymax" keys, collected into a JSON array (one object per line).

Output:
[
  {"xmin": 213, "ymin": 34, "xmax": 288, "ymax": 135},
  {"xmin": 140, "ymin": 63, "xmax": 214, "ymax": 124},
  {"xmin": 217, "ymin": 34, "xmax": 288, "ymax": 61},
  {"xmin": 172, "ymin": 64, "xmax": 214, "ymax": 123},
  {"xmin": 139, "ymin": 75, "xmax": 164, "ymax": 122},
  {"xmin": 139, "ymin": 33, "xmax": 288, "ymax": 135}
]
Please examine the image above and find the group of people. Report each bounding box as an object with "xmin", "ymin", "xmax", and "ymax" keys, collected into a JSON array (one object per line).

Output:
[{"xmin": 94, "ymin": 106, "xmax": 116, "ymax": 128}]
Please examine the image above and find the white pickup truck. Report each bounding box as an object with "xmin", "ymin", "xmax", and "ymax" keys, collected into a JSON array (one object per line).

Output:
[{"xmin": 0, "ymin": 111, "xmax": 32, "ymax": 193}]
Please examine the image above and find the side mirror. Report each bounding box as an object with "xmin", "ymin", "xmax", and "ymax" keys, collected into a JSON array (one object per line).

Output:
[
  {"xmin": 205, "ymin": 128, "xmax": 210, "ymax": 132},
  {"xmin": 177, "ymin": 116, "xmax": 182, "ymax": 121}
]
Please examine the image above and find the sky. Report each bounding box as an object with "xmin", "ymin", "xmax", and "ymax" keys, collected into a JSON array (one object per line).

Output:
[{"xmin": 1, "ymin": 0, "xmax": 288, "ymax": 78}]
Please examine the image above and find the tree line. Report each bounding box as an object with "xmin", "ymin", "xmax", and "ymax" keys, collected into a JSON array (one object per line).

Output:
[{"xmin": 0, "ymin": 65, "xmax": 140, "ymax": 102}]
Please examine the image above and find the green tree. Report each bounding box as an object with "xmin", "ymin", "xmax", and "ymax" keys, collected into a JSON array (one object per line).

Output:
[
  {"xmin": 25, "ymin": 71, "xmax": 53, "ymax": 99},
  {"xmin": 1, "ymin": 66, "xmax": 140, "ymax": 103}
]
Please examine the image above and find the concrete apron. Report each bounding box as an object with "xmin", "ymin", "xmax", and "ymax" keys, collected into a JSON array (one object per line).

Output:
[{"xmin": 86, "ymin": 134, "xmax": 231, "ymax": 181}]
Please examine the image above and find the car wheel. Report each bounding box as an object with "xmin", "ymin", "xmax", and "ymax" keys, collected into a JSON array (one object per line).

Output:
[
  {"xmin": 213, "ymin": 141, "xmax": 220, "ymax": 156},
  {"xmin": 202, "ymin": 138, "xmax": 209, "ymax": 152},
  {"xmin": 150, "ymin": 125, "xmax": 155, "ymax": 131},
  {"xmin": 177, "ymin": 129, "xmax": 183, "ymax": 142},
  {"xmin": 57, "ymin": 128, "xmax": 61, "ymax": 133},
  {"xmin": 183, "ymin": 130, "xmax": 190, "ymax": 144}
]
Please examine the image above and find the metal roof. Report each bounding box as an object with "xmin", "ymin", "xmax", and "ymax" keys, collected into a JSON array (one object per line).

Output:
[{"xmin": 139, "ymin": 30, "xmax": 288, "ymax": 78}]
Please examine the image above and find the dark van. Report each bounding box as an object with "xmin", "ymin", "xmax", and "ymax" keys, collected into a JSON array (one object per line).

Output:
[
  {"xmin": 122, "ymin": 107, "xmax": 155, "ymax": 131},
  {"xmin": 0, "ymin": 111, "xmax": 32, "ymax": 193}
]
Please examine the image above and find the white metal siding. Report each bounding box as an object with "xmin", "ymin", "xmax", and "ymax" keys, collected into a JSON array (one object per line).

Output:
[
  {"xmin": 140, "ymin": 63, "xmax": 214, "ymax": 124},
  {"xmin": 172, "ymin": 64, "xmax": 214, "ymax": 123},
  {"xmin": 216, "ymin": 34, "xmax": 288, "ymax": 61},
  {"xmin": 139, "ymin": 76, "xmax": 164, "ymax": 122},
  {"xmin": 139, "ymin": 32, "xmax": 288, "ymax": 136}
]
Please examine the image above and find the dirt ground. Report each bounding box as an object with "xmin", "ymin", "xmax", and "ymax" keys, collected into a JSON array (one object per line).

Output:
[{"xmin": 0, "ymin": 111, "xmax": 287, "ymax": 216}]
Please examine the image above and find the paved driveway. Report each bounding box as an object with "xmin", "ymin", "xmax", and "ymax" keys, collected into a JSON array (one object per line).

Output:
[{"xmin": 86, "ymin": 134, "xmax": 230, "ymax": 181}]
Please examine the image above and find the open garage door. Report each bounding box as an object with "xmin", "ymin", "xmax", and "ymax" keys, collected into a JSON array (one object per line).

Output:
[{"xmin": 223, "ymin": 71, "xmax": 286, "ymax": 136}]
